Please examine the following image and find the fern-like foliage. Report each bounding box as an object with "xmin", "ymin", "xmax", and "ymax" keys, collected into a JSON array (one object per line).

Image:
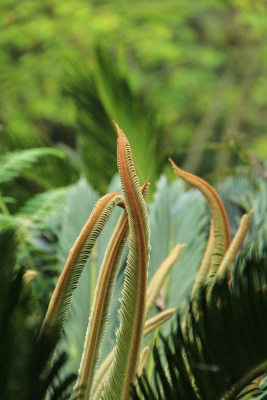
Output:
[
  {"xmin": 0, "ymin": 228, "xmax": 76, "ymax": 400},
  {"xmin": 132, "ymin": 250, "xmax": 267, "ymax": 400},
  {"xmin": 5, "ymin": 126, "xmax": 267, "ymax": 400},
  {"xmin": 66, "ymin": 45, "xmax": 165, "ymax": 193},
  {"xmin": 0, "ymin": 148, "xmax": 64, "ymax": 185},
  {"xmin": 17, "ymin": 187, "xmax": 67, "ymax": 226}
]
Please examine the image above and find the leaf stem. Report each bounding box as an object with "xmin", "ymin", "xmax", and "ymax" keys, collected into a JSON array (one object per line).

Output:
[{"xmin": 223, "ymin": 361, "xmax": 267, "ymax": 400}]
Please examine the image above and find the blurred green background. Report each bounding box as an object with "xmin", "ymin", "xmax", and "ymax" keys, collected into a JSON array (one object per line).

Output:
[{"xmin": 1, "ymin": 0, "xmax": 267, "ymax": 191}]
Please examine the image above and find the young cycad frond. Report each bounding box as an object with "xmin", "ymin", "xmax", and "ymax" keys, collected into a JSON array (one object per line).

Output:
[
  {"xmin": 92, "ymin": 306, "xmax": 177, "ymax": 400},
  {"xmin": 40, "ymin": 192, "xmax": 124, "ymax": 340},
  {"xmin": 74, "ymin": 179, "xmax": 150, "ymax": 400},
  {"xmin": 73, "ymin": 210, "xmax": 129, "ymax": 400},
  {"xmin": 143, "ymin": 308, "xmax": 177, "ymax": 337},
  {"xmin": 146, "ymin": 243, "xmax": 185, "ymax": 316},
  {"xmin": 169, "ymin": 163, "xmax": 253, "ymax": 329},
  {"xmin": 91, "ymin": 226, "xmax": 183, "ymax": 399},
  {"xmin": 169, "ymin": 159, "xmax": 231, "ymax": 279},
  {"xmin": 102, "ymin": 122, "xmax": 150, "ymax": 400},
  {"xmin": 190, "ymin": 220, "xmax": 215, "ymax": 302},
  {"xmin": 212, "ymin": 208, "xmax": 253, "ymax": 284}
]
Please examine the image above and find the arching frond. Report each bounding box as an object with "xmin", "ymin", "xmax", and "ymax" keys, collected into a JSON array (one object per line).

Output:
[
  {"xmin": 73, "ymin": 210, "xmax": 129, "ymax": 399},
  {"xmin": 169, "ymin": 159, "xmax": 231, "ymax": 279},
  {"xmin": 40, "ymin": 192, "xmax": 124, "ymax": 340},
  {"xmin": 102, "ymin": 123, "xmax": 150, "ymax": 399},
  {"xmin": 92, "ymin": 305, "xmax": 176, "ymax": 400},
  {"xmin": 74, "ymin": 179, "xmax": 149, "ymax": 399}
]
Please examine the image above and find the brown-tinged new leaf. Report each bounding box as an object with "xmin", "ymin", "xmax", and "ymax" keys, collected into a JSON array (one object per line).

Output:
[
  {"xmin": 40, "ymin": 192, "xmax": 124, "ymax": 339},
  {"xmin": 214, "ymin": 209, "xmax": 253, "ymax": 283},
  {"xmin": 75, "ymin": 180, "xmax": 150, "ymax": 400},
  {"xmin": 73, "ymin": 211, "xmax": 129, "ymax": 400},
  {"xmin": 169, "ymin": 160, "xmax": 231, "ymax": 279},
  {"xmin": 92, "ymin": 307, "xmax": 176, "ymax": 399},
  {"xmin": 102, "ymin": 122, "xmax": 150, "ymax": 400}
]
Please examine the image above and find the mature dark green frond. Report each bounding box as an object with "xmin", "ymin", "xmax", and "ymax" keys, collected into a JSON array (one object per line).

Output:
[
  {"xmin": 0, "ymin": 228, "xmax": 75, "ymax": 400},
  {"xmin": 132, "ymin": 250, "xmax": 267, "ymax": 400},
  {"xmin": 0, "ymin": 147, "xmax": 64, "ymax": 185},
  {"xmin": 66, "ymin": 45, "xmax": 165, "ymax": 194}
]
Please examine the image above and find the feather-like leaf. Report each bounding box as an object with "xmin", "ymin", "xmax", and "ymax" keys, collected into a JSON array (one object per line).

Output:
[
  {"xmin": 169, "ymin": 159, "xmax": 231, "ymax": 279},
  {"xmin": 143, "ymin": 308, "xmax": 177, "ymax": 337},
  {"xmin": 73, "ymin": 211, "xmax": 129, "ymax": 399},
  {"xmin": 75, "ymin": 179, "xmax": 149, "ymax": 399},
  {"xmin": 214, "ymin": 209, "xmax": 253, "ymax": 284},
  {"xmin": 40, "ymin": 192, "xmax": 124, "ymax": 339},
  {"xmin": 18, "ymin": 187, "xmax": 67, "ymax": 225},
  {"xmin": 102, "ymin": 123, "xmax": 150, "ymax": 399},
  {"xmin": 0, "ymin": 148, "xmax": 64, "ymax": 184},
  {"xmin": 92, "ymin": 305, "xmax": 175, "ymax": 400}
]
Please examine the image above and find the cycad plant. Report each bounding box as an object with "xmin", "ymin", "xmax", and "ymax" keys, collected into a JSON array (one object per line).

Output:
[
  {"xmin": 37, "ymin": 122, "xmax": 260, "ymax": 400},
  {"xmin": 40, "ymin": 122, "xmax": 177, "ymax": 399},
  {"xmin": 2, "ymin": 121, "xmax": 266, "ymax": 399}
]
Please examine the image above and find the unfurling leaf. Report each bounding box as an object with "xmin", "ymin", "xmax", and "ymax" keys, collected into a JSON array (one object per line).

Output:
[
  {"xmin": 40, "ymin": 193, "xmax": 124, "ymax": 340},
  {"xmin": 169, "ymin": 160, "xmax": 231, "ymax": 279},
  {"xmin": 214, "ymin": 209, "xmax": 253, "ymax": 284},
  {"xmin": 75, "ymin": 180, "xmax": 150, "ymax": 400},
  {"xmin": 102, "ymin": 122, "xmax": 150, "ymax": 400}
]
